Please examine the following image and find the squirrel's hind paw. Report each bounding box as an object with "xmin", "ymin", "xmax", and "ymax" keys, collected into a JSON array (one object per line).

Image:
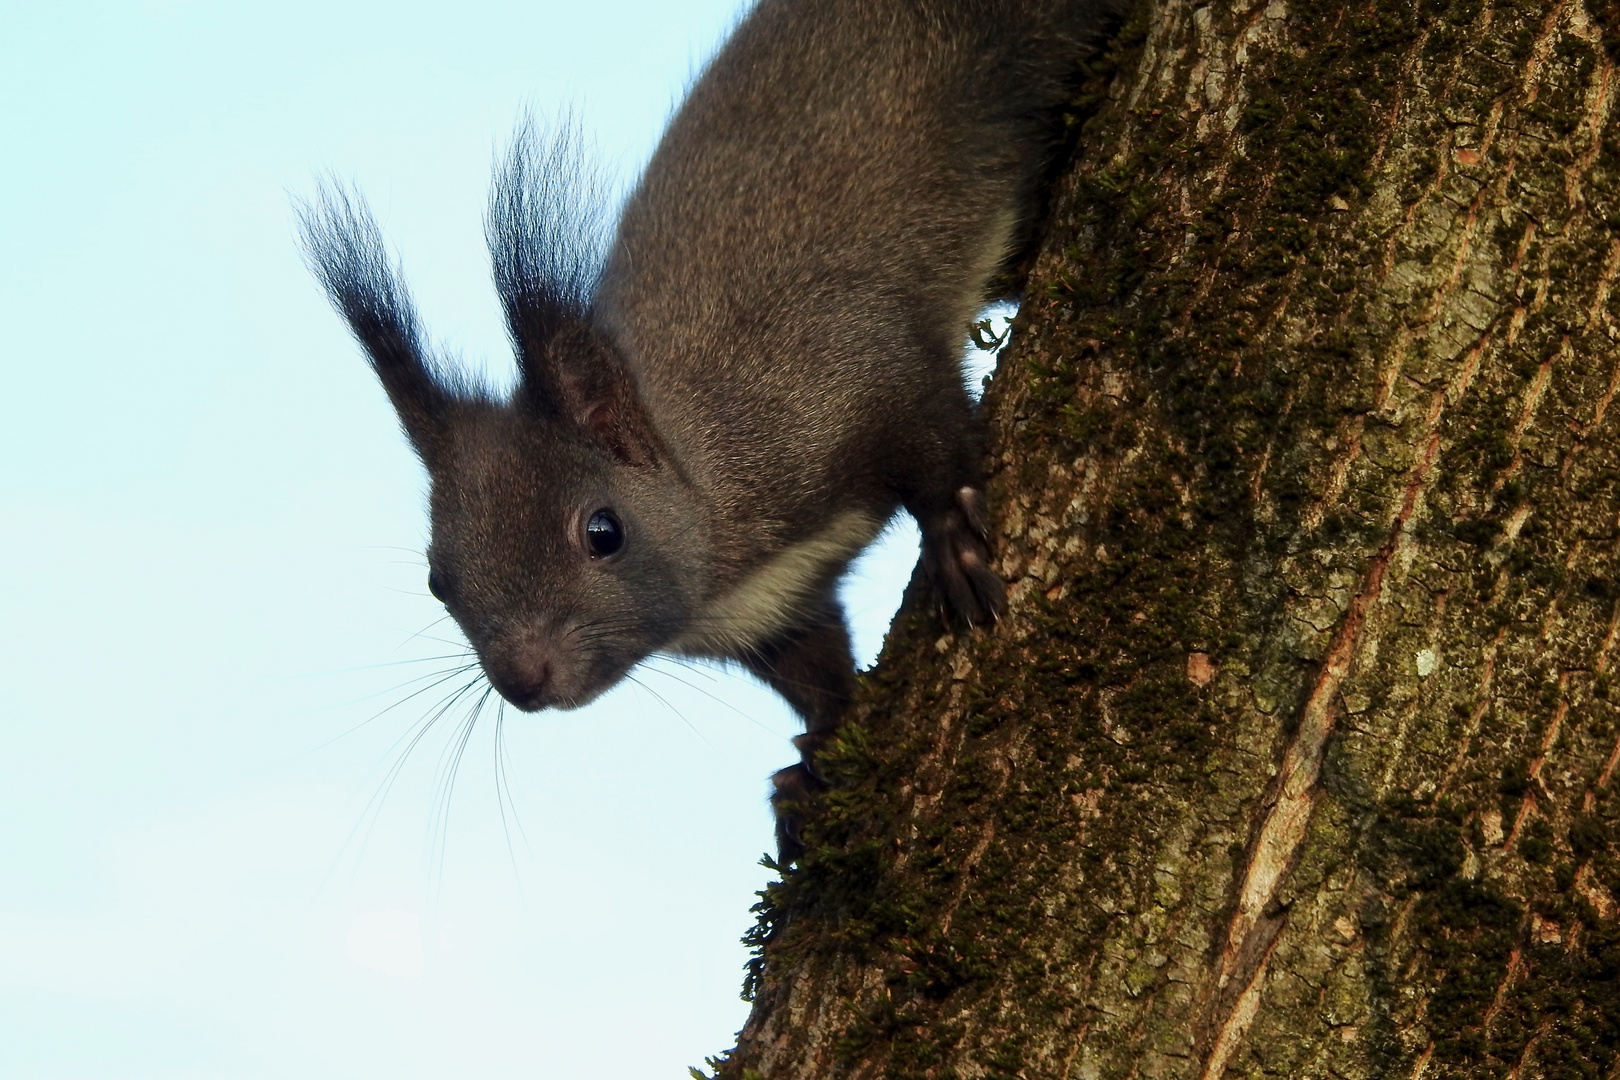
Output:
[{"xmin": 921, "ymin": 486, "xmax": 1007, "ymax": 628}]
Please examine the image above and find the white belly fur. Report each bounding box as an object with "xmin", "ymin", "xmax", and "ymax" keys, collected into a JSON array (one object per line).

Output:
[{"xmin": 670, "ymin": 509, "xmax": 884, "ymax": 657}]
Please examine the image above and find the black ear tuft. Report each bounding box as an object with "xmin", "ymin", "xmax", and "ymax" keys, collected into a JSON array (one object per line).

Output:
[
  {"xmin": 487, "ymin": 115, "xmax": 611, "ymax": 408},
  {"xmin": 488, "ymin": 117, "xmax": 662, "ymax": 465},
  {"xmin": 296, "ymin": 182, "xmax": 453, "ymax": 454}
]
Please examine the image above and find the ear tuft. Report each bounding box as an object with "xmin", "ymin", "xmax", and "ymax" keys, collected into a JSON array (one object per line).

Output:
[
  {"xmin": 296, "ymin": 182, "xmax": 455, "ymax": 453},
  {"xmin": 489, "ymin": 116, "xmax": 662, "ymax": 465},
  {"xmin": 487, "ymin": 114, "xmax": 611, "ymax": 401}
]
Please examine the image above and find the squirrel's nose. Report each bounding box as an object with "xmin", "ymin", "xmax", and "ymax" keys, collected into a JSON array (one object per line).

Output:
[{"xmin": 487, "ymin": 646, "xmax": 553, "ymax": 711}]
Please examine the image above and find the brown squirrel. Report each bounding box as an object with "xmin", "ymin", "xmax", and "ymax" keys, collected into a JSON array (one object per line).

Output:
[{"xmin": 301, "ymin": 0, "xmax": 1122, "ymax": 859}]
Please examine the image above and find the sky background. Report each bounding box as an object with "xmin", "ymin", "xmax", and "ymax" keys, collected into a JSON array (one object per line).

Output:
[{"xmin": 0, "ymin": 2, "xmax": 1000, "ymax": 1077}]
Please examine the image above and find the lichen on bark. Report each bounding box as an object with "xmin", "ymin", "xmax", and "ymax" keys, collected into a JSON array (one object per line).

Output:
[{"xmin": 709, "ymin": 1, "xmax": 1620, "ymax": 1077}]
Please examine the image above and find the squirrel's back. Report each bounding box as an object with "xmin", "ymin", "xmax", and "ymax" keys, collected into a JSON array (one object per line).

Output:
[{"xmin": 597, "ymin": 0, "xmax": 1120, "ymax": 571}]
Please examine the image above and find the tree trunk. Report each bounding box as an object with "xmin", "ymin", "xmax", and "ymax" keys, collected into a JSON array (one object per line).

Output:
[{"xmin": 709, "ymin": 1, "xmax": 1620, "ymax": 1076}]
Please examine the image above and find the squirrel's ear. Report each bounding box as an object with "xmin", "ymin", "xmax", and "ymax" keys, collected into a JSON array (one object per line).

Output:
[
  {"xmin": 298, "ymin": 184, "xmax": 453, "ymax": 456},
  {"xmin": 532, "ymin": 327, "xmax": 664, "ymax": 466},
  {"xmin": 487, "ymin": 118, "xmax": 661, "ymax": 464}
]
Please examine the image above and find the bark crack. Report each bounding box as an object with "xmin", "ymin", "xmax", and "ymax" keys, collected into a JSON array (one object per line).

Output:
[{"xmin": 1197, "ymin": 423, "xmax": 1444, "ymax": 1075}]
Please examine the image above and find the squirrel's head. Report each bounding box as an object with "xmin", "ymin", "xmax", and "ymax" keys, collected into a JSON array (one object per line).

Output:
[
  {"xmin": 300, "ymin": 129, "xmax": 706, "ymax": 710},
  {"xmin": 416, "ymin": 392, "xmax": 704, "ymax": 710}
]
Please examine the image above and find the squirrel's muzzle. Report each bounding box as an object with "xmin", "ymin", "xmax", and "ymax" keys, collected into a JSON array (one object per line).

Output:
[{"xmin": 483, "ymin": 636, "xmax": 556, "ymax": 711}]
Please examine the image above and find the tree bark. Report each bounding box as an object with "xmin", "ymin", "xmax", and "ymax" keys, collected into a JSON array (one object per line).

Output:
[{"xmin": 709, "ymin": 1, "xmax": 1620, "ymax": 1076}]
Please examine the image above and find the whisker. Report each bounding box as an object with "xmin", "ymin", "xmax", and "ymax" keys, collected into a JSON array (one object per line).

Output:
[
  {"xmin": 647, "ymin": 654, "xmax": 722, "ymax": 682},
  {"xmin": 394, "ymin": 615, "xmax": 457, "ymax": 651},
  {"xmin": 427, "ymin": 686, "xmax": 490, "ymax": 908},
  {"xmin": 359, "ymin": 545, "xmax": 430, "ymax": 557},
  {"xmin": 296, "ymin": 652, "xmax": 477, "ymax": 679},
  {"xmin": 626, "ymin": 671, "xmax": 715, "ymax": 751},
  {"xmin": 311, "ymin": 671, "xmax": 488, "ymax": 904},
  {"xmin": 493, "ymin": 701, "xmax": 530, "ymax": 905},
  {"xmin": 413, "ymin": 633, "xmax": 484, "ymax": 651},
  {"xmin": 296, "ymin": 661, "xmax": 483, "ymax": 757},
  {"xmin": 637, "ymin": 658, "xmax": 770, "ymax": 729}
]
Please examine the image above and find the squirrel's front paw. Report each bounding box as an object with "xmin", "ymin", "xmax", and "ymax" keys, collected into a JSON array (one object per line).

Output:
[
  {"xmin": 770, "ymin": 760, "xmax": 824, "ymax": 864},
  {"xmin": 921, "ymin": 486, "xmax": 1006, "ymax": 627}
]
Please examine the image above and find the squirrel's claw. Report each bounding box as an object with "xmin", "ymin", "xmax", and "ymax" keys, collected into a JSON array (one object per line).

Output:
[{"xmin": 921, "ymin": 487, "xmax": 1007, "ymax": 628}]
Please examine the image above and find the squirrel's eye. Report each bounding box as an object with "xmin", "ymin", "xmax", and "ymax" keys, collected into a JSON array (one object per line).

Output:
[
  {"xmin": 585, "ymin": 509, "xmax": 625, "ymax": 558},
  {"xmin": 427, "ymin": 570, "xmax": 448, "ymax": 602}
]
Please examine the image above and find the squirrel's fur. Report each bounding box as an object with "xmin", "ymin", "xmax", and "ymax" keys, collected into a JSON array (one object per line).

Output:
[{"xmin": 301, "ymin": 0, "xmax": 1123, "ymax": 858}]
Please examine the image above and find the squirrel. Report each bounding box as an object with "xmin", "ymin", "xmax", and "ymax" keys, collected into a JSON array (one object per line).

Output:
[{"xmin": 300, "ymin": 0, "xmax": 1123, "ymax": 860}]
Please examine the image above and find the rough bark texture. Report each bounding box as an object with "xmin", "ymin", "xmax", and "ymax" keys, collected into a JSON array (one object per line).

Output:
[{"xmin": 708, "ymin": 1, "xmax": 1620, "ymax": 1077}]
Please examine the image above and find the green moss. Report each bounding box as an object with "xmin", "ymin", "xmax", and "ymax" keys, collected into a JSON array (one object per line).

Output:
[
  {"xmin": 1571, "ymin": 816, "xmax": 1610, "ymax": 859},
  {"xmin": 1422, "ymin": 879, "xmax": 1524, "ymax": 1064},
  {"xmin": 1523, "ymin": 817, "xmax": 1556, "ymax": 864}
]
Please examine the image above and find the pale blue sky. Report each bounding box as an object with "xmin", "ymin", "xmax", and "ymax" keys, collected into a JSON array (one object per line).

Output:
[{"xmin": 0, "ymin": 2, "xmax": 998, "ymax": 1077}]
